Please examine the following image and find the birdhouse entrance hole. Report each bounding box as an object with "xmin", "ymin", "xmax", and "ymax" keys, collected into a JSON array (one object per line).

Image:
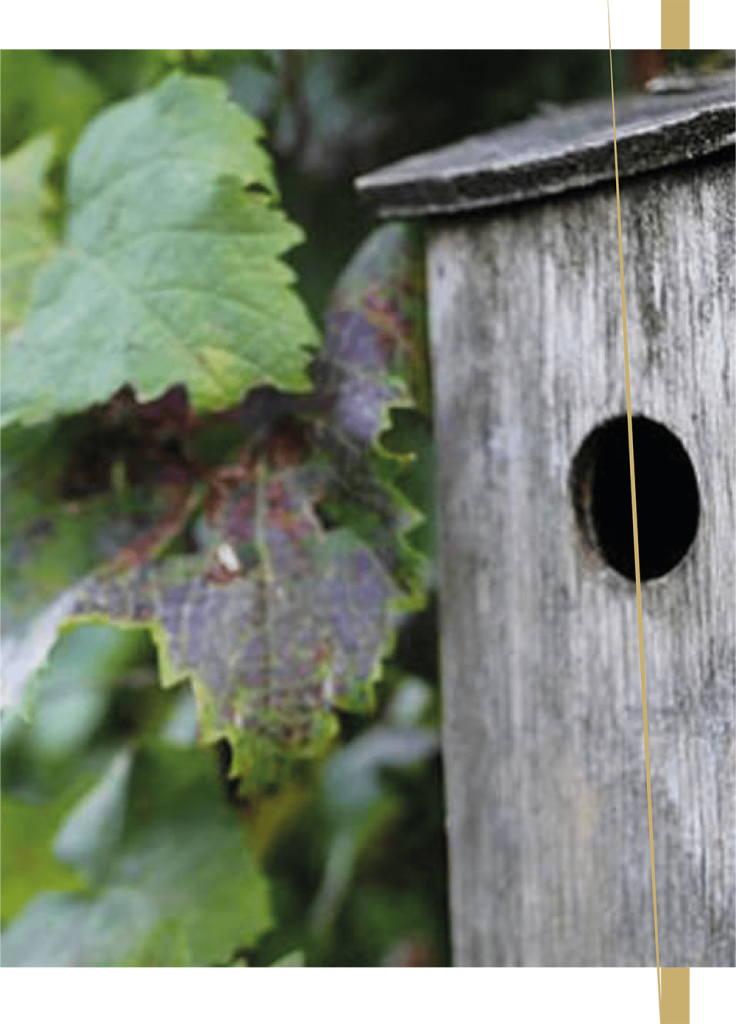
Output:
[{"xmin": 571, "ymin": 415, "xmax": 700, "ymax": 581}]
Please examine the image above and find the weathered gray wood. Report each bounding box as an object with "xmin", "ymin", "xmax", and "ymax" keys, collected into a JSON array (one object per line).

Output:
[
  {"xmin": 429, "ymin": 157, "xmax": 735, "ymax": 966},
  {"xmin": 356, "ymin": 73, "xmax": 735, "ymax": 217}
]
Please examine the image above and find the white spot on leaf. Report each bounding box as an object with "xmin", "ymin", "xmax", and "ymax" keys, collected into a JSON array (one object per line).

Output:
[{"xmin": 216, "ymin": 542, "xmax": 240, "ymax": 574}]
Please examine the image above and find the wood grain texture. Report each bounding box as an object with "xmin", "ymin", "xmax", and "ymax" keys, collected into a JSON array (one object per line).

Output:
[
  {"xmin": 356, "ymin": 76, "xmax": 735, "ymax": 217},
  {"xmin": 429, "ymin": 156, "xmax": 735, "ymax": 966}
]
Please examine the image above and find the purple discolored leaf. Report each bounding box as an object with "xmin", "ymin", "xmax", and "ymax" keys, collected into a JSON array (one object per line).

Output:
[
  {"xmin": 317, "ymin": 222, "xmax": 428, "ymax": 449},
  {"xmin": 68, "ymin": 460, "xmax": 412, "ymax": 788}
]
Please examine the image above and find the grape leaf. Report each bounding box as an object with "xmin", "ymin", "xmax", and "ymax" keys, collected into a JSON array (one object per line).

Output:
[
  {"xmin": 306, "ymin": 223, "xmax": 430, "ymax": 578},
  {"xmin": 1, "ymin": 418, "xmax": 202, "ymax": 711},
  {"xmin": 1, "ymin": 134, "xmax": 58, "ymax": 342},
  {"xmin": 2, "ymin": 224, "xmax": 431, "ymax": 780},
  {"xmin": 310, "ymin": 719, "xmax": 439, "ymax": 935},
  {"xmin": 1, "ymin": 789, "xmax": 85, "ymax": 925},
  {"xmin": 1, "ymin": 72, "xmax": 318, "ymax": 428},
  {"xmin": 315, "ymin": 222, "xmax": 428, "ymax": 451},
  {"xmin": 1, "ymin": 744, "xmax": 272, "ymax": 966},
  {"xmin": 0, "ymin": 50, "xmax": 105, "ymax": 160},
  {"xmin": 270, "ymin": 950, "xmax": 306, "ymax": 966},
  {"xmin": 53, "ymin": 748, "xmax": 135, "ymax": 885},
  {"xmin": 17, "ymin": 625, "xmax": 151, "ymax": 763},
  {"xmin": 65, "ymin": 456, "xmax": 418, "ymax": 788}
]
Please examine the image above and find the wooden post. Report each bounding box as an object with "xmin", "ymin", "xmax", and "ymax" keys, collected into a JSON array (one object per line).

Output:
[{"xmin": 358, "ymin": 78, "xmax": 735, "ymax": 966}]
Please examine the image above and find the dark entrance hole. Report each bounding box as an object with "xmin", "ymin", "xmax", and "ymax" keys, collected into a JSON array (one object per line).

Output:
[{"xmin": 571, "ymin": 415, "xmax": 700, "ymax": 581}]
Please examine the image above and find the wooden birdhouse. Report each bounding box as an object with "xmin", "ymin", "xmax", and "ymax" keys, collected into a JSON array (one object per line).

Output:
[{"xmin": 357, "ymin": 76, "xmax": 736, "ymax": 966}]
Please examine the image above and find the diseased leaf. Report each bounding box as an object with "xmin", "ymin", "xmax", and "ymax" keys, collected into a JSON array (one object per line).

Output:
[
  {"xmin": 260, "ymin": 223, "xmax": 432, "ymax": 609},
  {"xmin": 1, "ymin": 222, "xmax": 431, "ymax": 785},
  {"xmin": 315, "ymin": 222, "xmax": 428, "ymax": 451},
  {"xmin": 67, "ymin": 461, "xmax": 416, "ymax": 788},
  {"xmin": 307, "ymin": 224, "xmax": 431, "ymax": 584},
  {"xmin": 1, "ymin": 72, "xmax": 318, "ymax": 428},
  {"xmin": 1, "ymin": 418, "xmax": 201, "ymax": 711},
  {"xmin": 1, "ymin": 134, "xmax": 58, "ymax": 342},
  {"xmin": 1, "ymin": 744, "xmax": 272, "ymax": 966}
]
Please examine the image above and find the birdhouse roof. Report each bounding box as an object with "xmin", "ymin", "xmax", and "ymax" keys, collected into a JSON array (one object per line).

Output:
[{"xmin": 356, "ymin": 72, "xmax": 736, "ymax": 218}]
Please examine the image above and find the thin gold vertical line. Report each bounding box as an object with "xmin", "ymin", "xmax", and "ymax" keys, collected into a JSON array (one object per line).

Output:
[{"xmin": 606, "ymin": 2, "xmax": 661, "ymax": 1007}]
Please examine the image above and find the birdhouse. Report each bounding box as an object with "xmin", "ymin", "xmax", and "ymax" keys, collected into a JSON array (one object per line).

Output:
[{"xmin": 357, "ymin": 76, "xmax": 735, "ymax": 967}]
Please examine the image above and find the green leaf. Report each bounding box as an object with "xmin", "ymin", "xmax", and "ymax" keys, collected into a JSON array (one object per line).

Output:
[
  {"xmin": 270, "ymin": 949, "xmax": 306, "ymax": 966},
  {"xmin": 1, "ymin": 745, "xmax": 273, "ymax": 966},
  {"xmin": 23, "ymin": 626, "xmax": 151, "ymax": 760},
  {"xmin": 53, "ymin": 748, "xmax": 134, "ymax": 884},
  {"xmin": 0, "ymin": 50, "xmax": 105, "ymax": 160},
  {"xmin": 1, "ymin": 72, "xmax": 318, "ymax": 428},
  {"xmin": 379, "ymin": 409, "xmax": 436, "ymax": 564},
  {"xmin": 310, "ymin": 716, "xmax": 438, "ymax": 935},
  {"xmin": 1, "ymin": 588, "xmax": 85, "ymax": 716},
  {"xmin": 1, "ymin": 134, "xmax": 58, "ymax": 342},
  {"xmin": 1, "ymin": 789, "xmax": 85, "ymax": 925},
  {"xmin": 160, "ymin": 50, "xmax": 276, "ymax": 75}
]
